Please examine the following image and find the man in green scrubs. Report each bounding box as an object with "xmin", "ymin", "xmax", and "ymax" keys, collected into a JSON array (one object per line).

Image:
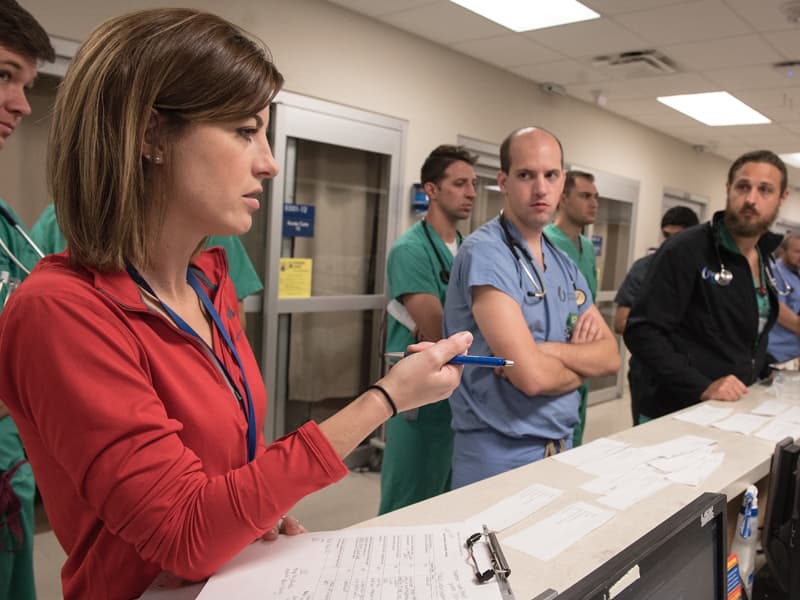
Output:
[
  {"xmin": 0, "ymin": 3, "xmax": 55, "ymax": 598},
  {"xmin": 544, "ymin": 170, "xmax": 599, "ymax": 446},
  {"xmin": 32, "ymin": 203, "xmax": 263, "ymax": 324},
  {"xmin": 379, "ymin": 145, "xmax": 476, "ymax": 514}
]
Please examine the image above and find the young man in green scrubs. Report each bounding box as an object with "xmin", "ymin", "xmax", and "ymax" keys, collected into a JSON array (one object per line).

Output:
[
  {"xmin": 544, "ymin": 170, "xmax": 599, "ymax": 446},
  {"xmin": 379, "ymin": 145, "xmax": 476, "ymax": 514},
  {"xmin": 0, "ymin": 3, "xmax": 55, "ymax": 598}
]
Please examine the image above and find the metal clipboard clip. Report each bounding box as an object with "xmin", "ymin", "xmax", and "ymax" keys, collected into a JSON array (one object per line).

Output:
[{"xmin": 466, "ymin": 524, "xmax": 515, "ymax": 599}]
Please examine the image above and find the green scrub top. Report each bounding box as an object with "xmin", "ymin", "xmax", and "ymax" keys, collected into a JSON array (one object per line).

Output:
[
  {"xmin": 380, "ymin": 220, "xmax": 455, "ymax": 515},
  {"xmin": 544, "ymin": 223, "xmax": 598, "ymax": 301}
]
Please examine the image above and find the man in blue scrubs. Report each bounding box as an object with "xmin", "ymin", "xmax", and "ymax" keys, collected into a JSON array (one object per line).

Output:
[
  {"xmin": 767, "ymin": 231, "xmax": 800, "ymax": 362},
  {"xmin": 443, "ymin": 127, "xmax": 620, "ymax": 488}
]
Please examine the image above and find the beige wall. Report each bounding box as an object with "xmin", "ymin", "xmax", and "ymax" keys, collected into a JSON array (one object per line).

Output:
[{"xmin": 7, "ymin": 0, "xmax": 800, "ymax": 249}]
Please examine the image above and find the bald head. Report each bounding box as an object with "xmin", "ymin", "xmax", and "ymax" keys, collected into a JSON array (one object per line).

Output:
[{"xmin": 500, "ymin": 126, "xmax": 564, "ymax": 174}]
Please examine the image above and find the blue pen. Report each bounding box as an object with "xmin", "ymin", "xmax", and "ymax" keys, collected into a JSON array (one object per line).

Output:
[{"xmin": 385, "ymin": 352, "xmax": 514, "ymax": 367}]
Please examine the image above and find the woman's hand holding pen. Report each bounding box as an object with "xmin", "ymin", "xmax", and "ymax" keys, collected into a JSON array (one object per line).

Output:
[{"xmin": 377, "ymin": 331, "xmax": 473, "ymax": 414}]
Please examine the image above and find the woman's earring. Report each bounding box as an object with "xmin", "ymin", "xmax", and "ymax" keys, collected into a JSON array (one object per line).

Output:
[{"xmin": 153, "ymin": 154, "xmax": 163, "ymax": 165}]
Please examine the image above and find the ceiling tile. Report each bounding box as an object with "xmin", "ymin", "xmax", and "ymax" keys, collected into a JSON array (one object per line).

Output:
[
  {"xmin": 451, "ymin": 34, "xmax": 563, "ymax": 68},
  {"xmin": 724, "ymin": 0, "xmax": 800, "ymax": 33},
  {"xmin": 613, "ymin": 0, "xmax": 752, "ymax": 45},
  {"xmin": 628, "ymin": 72, "xmax": 718, "ymax": 96},
  {"xmin": 510, "ymin": 60, "xmax": 608, "ymax": 85},
  {"xmin": 523, "ymin": 18, "xmax": 649, "ymax": 59},
  {"xmin": 661, "ymin": 35, "xmax": 783, "ymax": 70},
  {"xmin": 703, "ymin": 65, "xmax": 795, "ymax": 90},
  {"xmin": 379, "ymin": 2, "xmax": 509, "ymax": 45},
  {"xmin": 327, "ymin": 0, "xmax": 437, "ymax": 18},
  {"xmin": 765, "ymin": 29, "xmax": 800, "ymax": 59}
]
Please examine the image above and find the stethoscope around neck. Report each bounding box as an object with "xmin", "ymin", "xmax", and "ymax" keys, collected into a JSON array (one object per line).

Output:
[
  {"xmin": 0, "ymin": 204, "xmax": 44, "ymax": 275},
  {"xmin": 498, "ymin": 211, "xmax": 586, "ymax": 305},
  {"xmin": 421, "ymin": 218, "xmax": 461, "ymax": 285},
  {"xmin": 708, "ymin": 242, "xmax": 792, "ymax": 296}
]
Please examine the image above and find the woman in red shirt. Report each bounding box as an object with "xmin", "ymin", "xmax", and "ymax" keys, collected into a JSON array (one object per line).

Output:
[{"xmin": 0, "ymin": 8, "xmax": 471, "ymax": 599}]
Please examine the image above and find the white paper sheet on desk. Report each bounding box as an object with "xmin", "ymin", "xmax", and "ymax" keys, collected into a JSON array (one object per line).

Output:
[
  {"xmin": 779, "ymin": 406, "xmax": 800, "ymax": 423},
  {"xmin": 579, "ymin": 464, "xmax": 672, "ymax": 510},
  {"xmin": 553, "ymin": 437, "xmax": 628, "ymax": 467},
  {"xmin": 673, "ymin": 404, "xmax": 734, "ymax": 426},
  {"xmin": 665, "ymin": 451, "xmax": 724, "ymax": 486},
  {"xmin": 463, "ymin": 483, "xmax": 563, "ymax": 533},
  {"xmin": 751, "ymin": 399, "xmax": 792, "ymax": 416},
  {"xmin": 712, "ymin": 413, "xmax": 771, "ymax": 435},
  {"xmin": 754, "ymin": 419, "xmax": 800, "ymax": 442},
  {"xmin": 196, "ymin": 524, "xmax": 500, "ymax": 600},
  {"xmin": 504, "ymin": 502, "xmax": 615, "ymax": 562},
  {"xmin": 648, "ymin": 446, "xmax": 716, "ymax": 473},
  {"xmin": 641, "ymin": 434, "xmax": 717, "ymax": 458},
  {"xmin": 577, "ymin": 446, "xmax": 656, "ymax": 477}
]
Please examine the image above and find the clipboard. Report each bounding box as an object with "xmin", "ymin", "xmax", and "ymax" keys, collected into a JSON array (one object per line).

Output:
[{"xmin": 466, "ymin": 524, "xmax": 516, "ymax": 600}]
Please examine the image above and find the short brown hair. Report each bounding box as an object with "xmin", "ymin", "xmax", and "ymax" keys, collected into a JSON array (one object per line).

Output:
[
  {"xmin": 420, "ymin": 145, "xmax": 477, "ymax": 185},
  {"xmin": 563, "ymin": 170, "xmax": 594, "ymax": 196},
  {"xmin": 727, "ymin": 150, "xmax": 788, "ymax": 195},
  {"xmin": 49, "ymin": 9, "xmax": 283, "ymax": 271},
  {"xmin": 0, "ymin": 0, "xmax": 55, "ymax": 63}
]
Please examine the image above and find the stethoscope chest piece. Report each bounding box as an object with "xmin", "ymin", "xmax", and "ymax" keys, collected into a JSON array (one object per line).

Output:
[
  {"xmin": 714, "ymin": 268, "xmax": 734, "ymax": 286},
  {"xmin": 575, "ymin": 289, "xmax": 587, "ymax": 306}
]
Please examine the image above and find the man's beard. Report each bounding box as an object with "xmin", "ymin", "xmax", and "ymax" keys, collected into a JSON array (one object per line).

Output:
[{"xmin": 724, "ymin": 203, "xmax": 779, "ymax": 238}]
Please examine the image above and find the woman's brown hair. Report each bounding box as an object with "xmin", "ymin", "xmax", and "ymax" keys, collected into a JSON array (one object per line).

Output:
[{"xmin": 48, "ymin": 8, "xmax": 283, "ymax": 271}]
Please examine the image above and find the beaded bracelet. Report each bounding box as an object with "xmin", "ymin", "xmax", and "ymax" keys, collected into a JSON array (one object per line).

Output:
[{"xmin": 366, "ymin": 384, "xmax": 398, "ymax": 417}]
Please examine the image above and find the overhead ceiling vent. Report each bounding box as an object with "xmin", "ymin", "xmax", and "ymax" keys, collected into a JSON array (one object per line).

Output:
[{"xmin": 592, "ymin": 50, "xmax": 677, "ymax": 78}]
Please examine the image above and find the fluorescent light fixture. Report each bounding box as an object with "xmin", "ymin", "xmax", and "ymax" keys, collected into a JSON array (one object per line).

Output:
[
  {"xmin": 657, "ymin": 92, "xmax": 770, "ymax": 126},
  {"xmin": 779, "ymin": 153, "xmax": 800, "ymax": 169},
  {"xmin": 449, "ymin": 0, "xmax": 600, "ymax": 32}
]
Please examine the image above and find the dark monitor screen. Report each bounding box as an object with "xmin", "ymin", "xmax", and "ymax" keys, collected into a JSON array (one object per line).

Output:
[{"xmin": 558, "ymin": 492, "xmax": 727, "ymax": 600}]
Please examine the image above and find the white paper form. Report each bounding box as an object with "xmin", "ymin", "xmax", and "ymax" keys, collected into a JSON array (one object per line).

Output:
[
  {"xmin": 504, "ymin": 502, "xmax": 615, "ymax": 562},
  {"xmin": 751, "ymin": 400, "xmax": 792, "ymax": 416},
  {"xmin": 780, "ymin": 406, "xmax": 800, "ymax": 423},
  {"xmin": 673, "ymin": 404, "xmax": 733, "ymax": 426},
  {"xmin": 553, "ymin": 437, "xmax": 628, "ymax": 467},
  {"xmin": 666, "ymin": 451, "xmax": 724, "ymax": 486},
  {"xmin": 754, "ymin": 419, "xmax": 800, "ymax": 442},
  {"xmin": 579, "ymin": 464, "xmax": 672, "ymax": 511},
  {"xmin": 641, "ymin": 435, "xmax": 716, "ymax": 458},
  {"xmin": 577, "ymin": 446, "xmax": 656, "ymax": 477},
  {"xmin": 197, "ymin": 525, "xmax": 500, "ymax": 600},
  {"xmin": 463, "ymin": 483, "xmax": 563, "ymax": 533},
  {"xmin": 712, "ymin": 413, "xmax": 771, "ymax": 435}
]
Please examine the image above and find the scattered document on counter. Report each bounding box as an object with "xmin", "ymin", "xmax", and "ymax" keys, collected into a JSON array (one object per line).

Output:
[
  {"xmin": 648, "ymin": 445, "xmax": 717, "ymax": 473},
  {"xmin": 780, "ymin": 406, "xmax": 800, "ymax": 424},
  {"xmin": 712, "ymin": 413, "xmax": 771, "ymax": 435},
  {"xmin": 596, "ymin": 467, "xmax": 672, "ymax": 511},
  {"xmin": 754, "ymin": 419, "xmax": 800, "ymax": 442},
  {"xmin": 553, "ymin": 437, "xmax": 628, "ymax": 467},
  {"xmin": 464, "ymin": 483, "xmax": 563, "ymax": 533},
  {"xmin": 673, "ymin": 404, "xmax": 734, "ymax": 426},
  {"xmin": 197, "ymin": 524, "xmax": 500, "ymax": 600},
  {"xmin": 504, "ymin": 502, "xmax": 615, "ymax": 562},
  {"xmin": 642, "ymin": 435, "xmax": 716, "ymax": 458},
  {"xmin": 577, "ymin": 446, "xmax": 655, "ymax": 477},
  {"xmin": 665, "ymin": 451, "xmax": 724, "ymax": 486},
  {"xmin": 751, "ymin": 400, "xmax": 791, "ymax": 417}
]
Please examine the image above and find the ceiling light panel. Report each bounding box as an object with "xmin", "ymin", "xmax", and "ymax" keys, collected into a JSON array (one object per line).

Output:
[
  {"xmin": 449, "ymin": 0, "xmax": 600, "ymax": 32},
  {"xmin": 657, "ymin": 91, "xmax": 771, "ymax": 126}
]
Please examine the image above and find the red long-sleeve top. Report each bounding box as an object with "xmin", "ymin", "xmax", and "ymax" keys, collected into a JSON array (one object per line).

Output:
[{"xmin": 0, "ymin": 249, "xmax": 348, "ymax": 599}]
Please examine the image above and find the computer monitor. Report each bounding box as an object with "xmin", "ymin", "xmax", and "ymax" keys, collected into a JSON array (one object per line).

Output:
[
  {"xmin": 557, "ymin": 492, "xmax": 727, "ymax": 600},
  {"xmin": 754, "ymin": 436, "xmax": 800, "ymax": 598}
]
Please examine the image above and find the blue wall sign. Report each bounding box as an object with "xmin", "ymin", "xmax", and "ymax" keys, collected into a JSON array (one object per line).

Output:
[{"xmin": 282, "ymin": 204, "xmax": 315, "ymax": 238}]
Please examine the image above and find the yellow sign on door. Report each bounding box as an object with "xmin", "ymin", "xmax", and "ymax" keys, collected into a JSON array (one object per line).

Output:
[{"xmin": 279, "ymin": 258, "xmax": 312, "ymax": 298}]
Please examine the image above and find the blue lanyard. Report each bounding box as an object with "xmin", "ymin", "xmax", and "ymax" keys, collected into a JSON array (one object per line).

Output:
[{"xmin": 126, "ymin": 263, "xmax": 257, "ymax": 462}]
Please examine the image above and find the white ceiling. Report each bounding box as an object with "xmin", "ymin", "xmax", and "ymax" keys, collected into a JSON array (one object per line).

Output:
[{"xmin": 327, "ymin": 0, "xmax": 800, "ymax": 170}]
